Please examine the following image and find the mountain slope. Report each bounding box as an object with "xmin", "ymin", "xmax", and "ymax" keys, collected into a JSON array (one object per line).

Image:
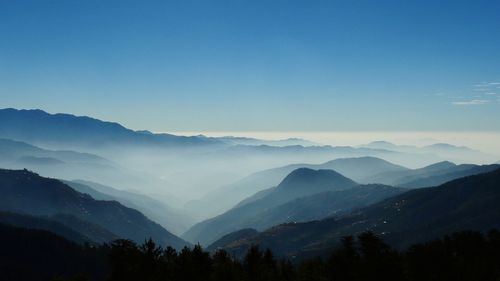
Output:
[
  {"xmin": 0, "ymin": 168, "xmax": 189, "ymax": 249},
  {"xmin": 0, "ymin": 138, "xmax": 109, "ymax": 166},
  {"xmin": 66, "ymin": 180, "xmax": 194, "ymax": 235},
  {"xmin": 0, "ymin": 211, "xmax": 93, "ymax": 244},
  {"xmin": 361, "ymin": 141, "xmax": 496, "ymax": 164},
  {"xmin": 220, "ymin": 168, "xmax": 500, "ymax": 258},
  {"xmin": 0, "ymin": 223, "xmax": 108, "ymax": 281},
  {"xmin": 204, "ymin": 184, "xmax": 405, "ymax": 250},
  {"xmin": 183, "ymin": 168, "xmax": 358, "ymax": 245},
  {"xmin": 241, "ymin": 184, "xmax": 406, "ymax": 230},
  {"xmin": 366, "ymin": 161, "xmax": 500, "ymax": 187},
  {"xmin": 186, "ymin": 157, "xmax": 408, "ymax": 219},
  {"xmin": 0, "ymin": 108, "xmax": 215, "ymax": 149}
]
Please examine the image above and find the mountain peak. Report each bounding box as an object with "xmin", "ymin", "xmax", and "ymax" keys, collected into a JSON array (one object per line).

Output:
[
  {"xmin": 278, "ymin": 168, "xmax": 356, "ymax": 191},
  {"xmin": 424, "ymin": 143, "xmax": 471, "ymax": 151},
  {"xmin": 420, "ymin": 161, "xmax": 456, "ymax": 171}
]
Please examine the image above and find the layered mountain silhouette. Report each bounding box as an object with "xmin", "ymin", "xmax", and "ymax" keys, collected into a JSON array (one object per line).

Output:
[
  {"xmin": 216, "ymin": 168, "xmax": 500, "ymax": 258},
  {"xmin": 366, "ymin": 161, "xmax": 500, "ymax": 187},
  {"xmin": 184, "ymin": 168, "xmax": 404, "ymax": 245},
  {"xmin": 0, "ymin": 108, "xmax": 215, "ymax": 149},
  {"xmin": 361, "ymin": 141, "xmax": 496, "ymax": 164},
  {"xmin": 65, "ymin": 180, "xmax": 194, "ymax": 235},
  {"xmin": 185, "ymin": 157, "xmax": 409, "ymax": 219},
  {"xmin": 0, "ymin": 168, "xmax": 189, "ymax": 249},
  {"xmin": 0, "ymin": 211, "xmax": 112, "ymax": 244},
  {"xmin": 0, "ymin": 138, "xmax": 109, "ymax": 167},
  {"xmin": 0, "ymin": 223, "xmax": 108, "ymax": 281}
]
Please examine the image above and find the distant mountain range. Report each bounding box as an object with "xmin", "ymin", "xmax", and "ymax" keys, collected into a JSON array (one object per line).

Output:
[
  {"xmin": 199, "ymin": 135, "xmax": 320, "ymax": 147},
  {"xmin": 360, "ymin": 140, "xmax": 496, "ymax": 164},
  {"xmin": 0, "ymin": 169, "xmax": 189, "ymax": 249},
  {"xmin": 0, "ymin": 138, "xmax": 110, "ymax": 167},
  {"xmin": 215, "ymin": 168, "xmax": 500, "ymax": 258},
  {"xmin": 0, "ymin": 108, "xmax": 216, "ymax": 150},
  {"xmin": 365, "ymin": 161, "xmax": 500, "ymax": 187}
]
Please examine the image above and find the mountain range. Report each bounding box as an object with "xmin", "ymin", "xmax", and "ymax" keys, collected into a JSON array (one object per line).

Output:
[
  {"xmin": 0, "ymin": 108, "xmax": 215, "ymax": 150},
  {"xmin": 65, "ymin": 179, "xmax": 194, "ymax": 235},
  {"xmin": 186, "ymin": 156, "xmax": 499, "ymax": 221},
  {"xmin": 184, "ymin": 157, "xmax": 408, "ymax": 219},
  {"xmin": 360, "ymin": 141, "xmax": 496, "ymax": 164},
  {"xmin": 214, "ymin": 168, "xmax": 500, "ymax": 259},
  {"xmin": 183, "ymin": 168, "xmax": 407, "ymax": 245},
  {"xmin": 0, "ymin": 168, "xmax": 188, "ymax": 249},
  {"xmin": 365, "ymin": 161, "xmax": 500, "ymax": 187}
]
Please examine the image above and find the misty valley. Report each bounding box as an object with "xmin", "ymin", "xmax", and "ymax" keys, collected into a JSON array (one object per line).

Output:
[{"xmin": 0, "ymin": 108, "xmax": 500, "ymax": 281}]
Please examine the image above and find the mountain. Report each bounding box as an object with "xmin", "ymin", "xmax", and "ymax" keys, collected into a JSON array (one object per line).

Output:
[
  {"xmin": 0, "ymin": 168, "xmax": 189, "ymax": 249},
  {"xmin": 182, "ymin": 168, "xmax": 358, "ymax": 245},
  {"xmin": 0, "ymin": 138, "xmax": 109, "ymax": 166},
  {"xmin": 218, "ymin": 168, "xmax": 500, "ymax": 258},
  {"xmin": 204, "ymin": 135, "xmax": 320, "ymax": 147},
  {"xmin": 240, "ymin": 185, "xmax": 405, "ymax": 229},
  {"xmin": 361, "ymin": 141, "xmax": 496, "ymax": 164},
  {"xmin": 0, "ymin": 108, "xmax": 216, "ymax": 149},
  {"xmin": 0, "ymin": 223, "xmax": 108, "ymax": 281},
  {"xmin": 206, "ymin": 228, "xmax": 259, "ymax": 251},
  {"xmin": 203, "ymin": 184, "xmax": 405, "ymax": 250},
  {"xmin": 0, "ymin": 211, "xmax": 118, "ymax": 244},
  {"xmin": 0, "ymin": 211, "xmax": 92, "ymax": 244},
  {"xmin": 66, "ymin": 180, "xmax": 194, "ymax": 235},
  {"xmin": 366, "ymin": 161, "xmax": 500, "ymax": 187},
  {"xmin": 360, "ymin": 141, "xmax": 414, "ymax": 151},
  {"xmin": 185, "ymin": 157, "xmax": 408, "ymax": 219}
]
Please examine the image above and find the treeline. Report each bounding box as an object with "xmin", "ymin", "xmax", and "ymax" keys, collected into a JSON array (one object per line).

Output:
[
  {"xmin": 77, "ymin": 229, "xmax": 500, "ymax": 281},
  {"xmin": 3, "ymin": 224, "xmax": 500, "ymax": 281}
]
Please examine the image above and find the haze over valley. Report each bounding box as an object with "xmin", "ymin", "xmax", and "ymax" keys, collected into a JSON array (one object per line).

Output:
[{"xmin": 1, "ymin": 1, "xmax": 500, "ymax": 280}]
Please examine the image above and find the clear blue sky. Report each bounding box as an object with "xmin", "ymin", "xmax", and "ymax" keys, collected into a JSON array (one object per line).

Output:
[{"xmin": 1, "ymin": 0, "xmax": 499, "ymax": 131}]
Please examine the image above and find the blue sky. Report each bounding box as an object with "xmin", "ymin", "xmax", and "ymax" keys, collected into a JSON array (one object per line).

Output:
[{"xmin": 1, "ymin": 0, "xmax": 499, "ymax": 132}]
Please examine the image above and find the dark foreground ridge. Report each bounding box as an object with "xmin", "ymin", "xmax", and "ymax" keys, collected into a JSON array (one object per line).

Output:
[{"xmin": 2, "ymin": 222, "xmax": 500, "ymax": 281}]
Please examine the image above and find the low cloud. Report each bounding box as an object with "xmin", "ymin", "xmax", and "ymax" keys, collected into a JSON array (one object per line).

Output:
[{"xmin": 452, "ymin": 99, "xmax": 490, "ymax": 106}]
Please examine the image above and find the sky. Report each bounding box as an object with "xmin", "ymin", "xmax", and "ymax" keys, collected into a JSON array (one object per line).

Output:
[{"xmin": 1, "ymin": 0, "xmax": 499, "ymax": 132}]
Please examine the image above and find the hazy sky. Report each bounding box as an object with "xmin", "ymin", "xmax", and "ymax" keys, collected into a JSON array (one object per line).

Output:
[{"xmin": 1, "ymin": 0, "xmax": 499, "ymax": 132}]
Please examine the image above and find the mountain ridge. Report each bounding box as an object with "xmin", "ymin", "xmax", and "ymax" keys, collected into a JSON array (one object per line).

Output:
[{"xmin": 217, "ymin": 168, "xmax": 500, "ymax": 258}]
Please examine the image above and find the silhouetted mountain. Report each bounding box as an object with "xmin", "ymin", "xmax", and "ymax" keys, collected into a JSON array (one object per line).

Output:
[
  {"xmin": 361, "ymin": 141, "xmax": 496, "ymax": 164},
  {"xmin": 0, "ymin": 211, "xmax": 93, "ymax": 244},
  {"xmin": 0, "ymin": 168, "xmax": 189, "ymax": 249},
  {"xmin": 0, "ymin": 223, "xmax": 108, "ymax": 281},
  {"xmin": 207, "ymin": 228, "xmax": 259, "ymax": 251},
  {"xmin": 0, "ymin": 138, "xmax": 109, "ymax": 166},
  {"xmin": 202, "ymin": 184, "xmax": 405, "ymax": 250},
  {"xmin": 244, "ymin": 185, "xmax": 405, "ymax": 228},
  {"xmin": 50, "ymin": 213, "xmax": 120, "ymax": 243},
  {"xmin": 400, "ymin": 164, "xmax": 500, "ymax": 188},
  {"xmin": 202, "ymin": 135, "xmax": 320, "ymax": 147},
  {"xmin": 66, "ymin": 180, "xmax": 194, "ymax": 235},
  {"xmin": 366, "ymin": 161, "xmax": 500, "ymax": 187},
  {"xmin": 0, "ymin": 211, "xmax": 118, "ymax": 244},
  {"xmin": 183, "ymin": 168, "xmax": 357, "ymax": 245},
  {"xmin": 186, "ymin": 157, "xmax": 408, "ymax": 219},
  {"xmin": 219, "ymin": 168, "xmax": 500, "ymax": 258},
  {"xmin": 423, "ymin": 143, "xmax": 472, "ymax": 152},
  {"xmin": 0, "ymin": 108, "xmax": 216, "ymax": 149}
]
